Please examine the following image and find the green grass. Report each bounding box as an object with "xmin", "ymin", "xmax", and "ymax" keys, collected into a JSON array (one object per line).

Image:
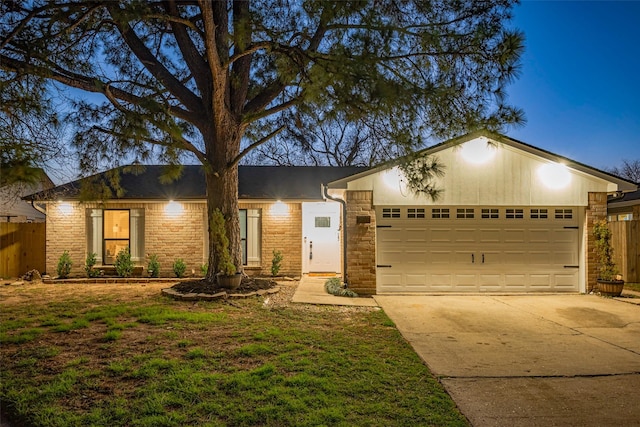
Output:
[
  {"xmin": 0, "ymin": 285, "xmax": 468, "ymax": 427},
  {"xmin": 624, "ymin": 282, "xmax": 640, "ymax": 293}
]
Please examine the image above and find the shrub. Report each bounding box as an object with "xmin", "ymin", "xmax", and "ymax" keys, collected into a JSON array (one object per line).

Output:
[
  {"xmin": 57, "ymin": 251, "xmax": 72, "ymax": 278},
  {"xmin": 115, "ymin": 247, "xmax": 134, "ymax": 277},
  {"xmin": 593, "ymin": 220, "xmax": 619, "ymax": 281},
  {"xmin": 84, "ymin": 252, "xmax": 101, "ymax": 278},
  {"xmin": 324, "ymin": 277, "xmax": 358, "ymax": 297},
  {"xmin": 173, "ymin": 258, "xmax": 187, "ymax": 278},
  {"xmin": 200, "ymin": 263, "xmax": 208, "ymax": 276},
  {"xmin": 147, "ymin": 254, "xmax": 160, "ymax": 278},
  {"xmin": 271, "ymin": 250, "xmax": 283, "ymax": 276}
]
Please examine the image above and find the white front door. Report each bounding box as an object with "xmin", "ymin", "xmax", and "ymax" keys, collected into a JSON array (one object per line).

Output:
[{"xmin": 302, "ymin": 202, "xmax": 341, "ymax": 273}]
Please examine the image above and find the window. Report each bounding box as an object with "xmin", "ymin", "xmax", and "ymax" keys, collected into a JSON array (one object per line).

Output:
[
  {"xmin": 382, "ymin": 208, "xmax": 401, "ymax": 218},
  {"xmin": 432, "ymin": 208, "xmax": 450, "ymax": 219},
  {"xmin": 87, "ymin": 208, "xmax": 144, "ymax": 265},
  {"xmin": 239, "ymin": 209, "xmax": 261, "ymax": 267},
  {"xmin": 481, "ymin": 208, "xmax": 499, "ymax": 219},
  {"xmin": 506, "ymin": 208, "xmax": 524, "ymax": 219},
  {"xmin": 555, "ymin": 209, "xmax": 573, "ymax": 219},
  {"xmin": 531, "ymin": 209, "xmax": 548, "ymax": 219},
  {"xmin": 408, "ymin": 208, "xmax": 425, "ymax": 219},
  {"xmin": 315, "ymin": 216, "xmax": 331, "ymax": 227},
  {"xmin": 456, "ymin": 208, "xmax": 474, "ymax": 219}
]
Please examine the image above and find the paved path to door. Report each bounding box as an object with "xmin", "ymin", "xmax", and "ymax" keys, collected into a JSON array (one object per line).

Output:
[{"xmin": 374, "ymin": 295, "xmax": 640, "ymax": 426}]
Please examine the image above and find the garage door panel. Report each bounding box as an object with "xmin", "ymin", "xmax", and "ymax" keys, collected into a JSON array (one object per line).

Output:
[
  {"xmin": 504, "ymin": 229, "xmax": 526, "ymax": 243},
  {"xmin": 430, "ymin": 251, "xmax": 454, "ymax": 264},
  {"xmin": 376, "ymin": 207, "xmax": 580, "ymax": 293},
  {"xmin": 554, "ymin": 272, "xmax": 579, "ymax": 289},
  {"xmin": 431, "ymin": 228, "xmax": 453, "ymax": 242},
  {"xmin": 504, "ymin": 274, "xmax": 527, "ymax": 288},
  {"xmin": 529, "ymin": 274, "xmax": 551, "ymax": 287},
  {"xmin": 405, "ymin": 274, "xmax": 428, "ymax": 286},
  {"xmin": 453, "ymin": 228, "xmax": 476, "ymax": 243}
]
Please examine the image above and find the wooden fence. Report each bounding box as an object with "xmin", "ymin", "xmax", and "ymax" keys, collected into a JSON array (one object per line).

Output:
[
  {"xmin": 610, "ymin": 220, "xmax": 639, "ymax": 283},
  {"xmin": 0, "ymin": 223, "xmax": 46, "ymax": 278}
]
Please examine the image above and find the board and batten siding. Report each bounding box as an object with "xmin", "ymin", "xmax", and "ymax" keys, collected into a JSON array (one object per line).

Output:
[{"xmin": 345, "ymin": 140, "xmax": 614, "ymax": 207}]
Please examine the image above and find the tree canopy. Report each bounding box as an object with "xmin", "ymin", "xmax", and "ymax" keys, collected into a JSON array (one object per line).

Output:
[{"xmin": 1, "ymin": 0, "xmax": 524, "ymax": 283}]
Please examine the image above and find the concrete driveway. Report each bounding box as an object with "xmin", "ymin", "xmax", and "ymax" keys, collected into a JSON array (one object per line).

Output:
[{"xmin": 374, "ymin": 295, "xmax": 640, "ymax": 426}]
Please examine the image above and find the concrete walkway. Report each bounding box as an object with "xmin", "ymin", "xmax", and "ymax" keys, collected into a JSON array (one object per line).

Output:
[
  {"xmin": 375, "ymin": 294, "xmax": 640, "ymax": 426},
  {"xmin": 291, "ymin": 275, "xmax": 378, "ymax": 306}
]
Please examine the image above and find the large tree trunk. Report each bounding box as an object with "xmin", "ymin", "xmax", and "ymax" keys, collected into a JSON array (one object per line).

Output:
[{"xmin": 203, "ymin": 121, "xmax": 243, "ymax": 284}]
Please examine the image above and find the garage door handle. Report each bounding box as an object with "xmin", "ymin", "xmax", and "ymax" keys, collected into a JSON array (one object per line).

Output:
[
  {"xmin": 471, "ymin": 254, "xmax": 474, "ymax": 263},
  {"xmin": 564, "ymin": 265, "xmax": 579, "ymax": 269},
  {"xmin": 377, "ymin": 265, "xmax": 392, "ymax": 268},
  {"xmin": 482, "ymin": 253, "xmax": 485, "ymax": 264}
]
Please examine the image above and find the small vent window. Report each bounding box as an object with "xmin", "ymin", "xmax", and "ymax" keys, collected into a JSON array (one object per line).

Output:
[
  {"xmin": 555, "ymin": 209, "xmax": 573, "ymax": 219},
  {"xmin": 432, "ymin": 208, "xmax": 450, "ymax": 219},
  {"xmin": 408, "ymin": 208, "xmax": 425, "ymax": 219},
  {"xmin": 506, "ymin": 208, "xmax": 524, "ymax": 219},
  {"xmin": 456, "ymin": 208, "xmax": 474, "ymax": 219},
  {"xmin": 531, "ymin": 209, "xmax": 548, "ymax": 219},
  {"xmin": 382, "ymin": 208, "xmax": 401, "ymax": 219},
  {"xmin": 481, "ymin": 208, "xmax": 499, "ymax": 219},
  {"xmin": 315, "ymin": 217, "xmax": 330, "ymax": 228}
]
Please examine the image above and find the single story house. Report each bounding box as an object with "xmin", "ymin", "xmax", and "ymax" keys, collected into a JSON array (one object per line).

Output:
[
  {"xmin": 26, "ymin": 130, "xmax": 636, "ymax": 294},
  {"xmin": 608, "ymin": 188, "xmax": 640, "ymax": 222},
  {"xmin": 1, "ymin": 169, "xmax": 54, "ymax": 223}
]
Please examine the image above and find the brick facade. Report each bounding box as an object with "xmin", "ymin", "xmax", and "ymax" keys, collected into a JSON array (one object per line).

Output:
[
  {"xmin": 45, "ymin": 201, "xmax": 86, "ymax": 277},
  {"xmin": 239, "ymin": 201, "xmax": 302, "ymax": 277},
  {"xmin": 345, "ymin": 191, "xmax": 376, "ymax": 295},
  {"xmin": 585, "ymin": 192, "xmax": 608, "ymax": 292},
  {"xmin": 45, "ymin": 200, "xmax": 303, "ymax": 278}
]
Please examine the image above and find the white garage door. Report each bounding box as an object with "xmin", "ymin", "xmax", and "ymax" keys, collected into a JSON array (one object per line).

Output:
[{"xmin": 376, "ymin": 206, "xmax": 580, "ymax": 293}]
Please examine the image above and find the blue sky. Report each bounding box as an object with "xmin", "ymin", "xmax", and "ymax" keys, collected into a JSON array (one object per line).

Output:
[{"xmin": 506, "ymin": 0, "xmax": 640, "ymax": 170}]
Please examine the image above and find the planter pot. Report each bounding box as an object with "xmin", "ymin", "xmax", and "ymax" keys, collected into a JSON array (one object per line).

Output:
[
  {"xmin": 596, "ymin": 279, "xmax": 625, "ymax": 297},
  {"xmin": 217, "ymin": 273, "xmax": 242, "ymax": 290}
]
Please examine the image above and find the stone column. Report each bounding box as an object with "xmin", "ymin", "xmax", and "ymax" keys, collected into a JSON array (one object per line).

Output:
[
  {"xmin": 585, "ymin": 192, "xmax": 607, "ymax": 292},
  {"xmin": 346, "ymin": 191, "xmax": 376, "ymax": 295}
]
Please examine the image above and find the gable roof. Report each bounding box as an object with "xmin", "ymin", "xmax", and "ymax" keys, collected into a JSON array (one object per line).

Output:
[
  {"xmin": 23, "ymin": 165, "xmax": 368, "ymax": 202},
  {"xmin": 328, "ymin": 130, "xmax": 637, "ymax": 192}
]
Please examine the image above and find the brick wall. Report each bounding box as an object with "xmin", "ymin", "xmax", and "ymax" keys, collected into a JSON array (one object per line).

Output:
[
  {"xmin": 345, "ymin": 191, "xmax": 376, "ymax": 294},
  {"xmin": 46, "ymin": 201, "xmax": 207, "ymax": 278},
  {"xmin": 45, "ymin": 200, "xmax": 304, "ymax": 278},
  {"xmin": 241, "ymin": 201, "xmax": 302, "ymax": 277},
  {"xmin": 585, "ymin": 192, "xmax": 607, "ymax": 292},
  {"xmin": 145, "ymin": 202, "xmax": 206, "ymax": 277},
  {"xmin": 45, "ymin": 201, "xmax": 86, "ymax": 277}
]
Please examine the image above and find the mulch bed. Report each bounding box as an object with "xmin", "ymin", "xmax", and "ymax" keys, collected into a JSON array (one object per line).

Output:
[{"xmin": 170, "ymin": 277, "xmax": 278, "ymax": 295}]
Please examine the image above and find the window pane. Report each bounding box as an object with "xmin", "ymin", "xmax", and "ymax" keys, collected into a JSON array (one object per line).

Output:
[
  {"xmin": 130, "ymin": 209, "xmax": 144, "ymax": 262},
  {"xmin": 239, "ymin": 209, "xmax": 247, "ymax": 265},
  {"xmin": 315, "ymin": 216, "xmax": 331, "ymax": 227},
  {"xmin": 104, "ymin": 240, "xmax": 129, "ymax": 265},
  {"xmin": 104, "ymin": 210, "xmax": 130, "ymax": 239}
]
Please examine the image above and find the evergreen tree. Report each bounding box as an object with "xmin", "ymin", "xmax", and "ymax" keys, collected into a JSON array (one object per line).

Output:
[{"xmin": 1, "ymin": 0, "xmax": 524, "ymax": 283}]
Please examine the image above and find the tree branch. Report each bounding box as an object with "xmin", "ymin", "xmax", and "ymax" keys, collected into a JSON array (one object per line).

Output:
[
  {"xmin": 105, "ymin": 3, "xmax": 203, "ymax": 113},
  {"xmin": 0, "ymin": 54, "xmax": 195, "ymax": 123},
  {"xmin": 228, "ymin": 125, "xmax": 285, "ymax": 168}
]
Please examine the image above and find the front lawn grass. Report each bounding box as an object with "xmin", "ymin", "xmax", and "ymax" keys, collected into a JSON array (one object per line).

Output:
[{"xmin": 0, "ymin": 283, "xmax": 468, "ymax": 427}]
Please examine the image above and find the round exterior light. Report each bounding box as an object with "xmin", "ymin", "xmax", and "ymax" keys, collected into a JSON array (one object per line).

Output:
[
  {"xmin": 460, "ymin": 138, "xmax": 497, "ymax": 164},
  {"xmin": 270, "ymin": 200, "xmax": 289, "ymax": 216},
  {"xmin": 538, "ymin": 163, "xmax": 572, "ymax": 190},
  {"xmin": 165, "ymin": 200, "xmax": 183, "ymax": 216},
  {"xmin": 382, "ymin": 168, "xmax": 402, "ymax": 190},
  {"xmin": 58, "ymin": 201, "xmax": 73, "ymax": 215}
]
